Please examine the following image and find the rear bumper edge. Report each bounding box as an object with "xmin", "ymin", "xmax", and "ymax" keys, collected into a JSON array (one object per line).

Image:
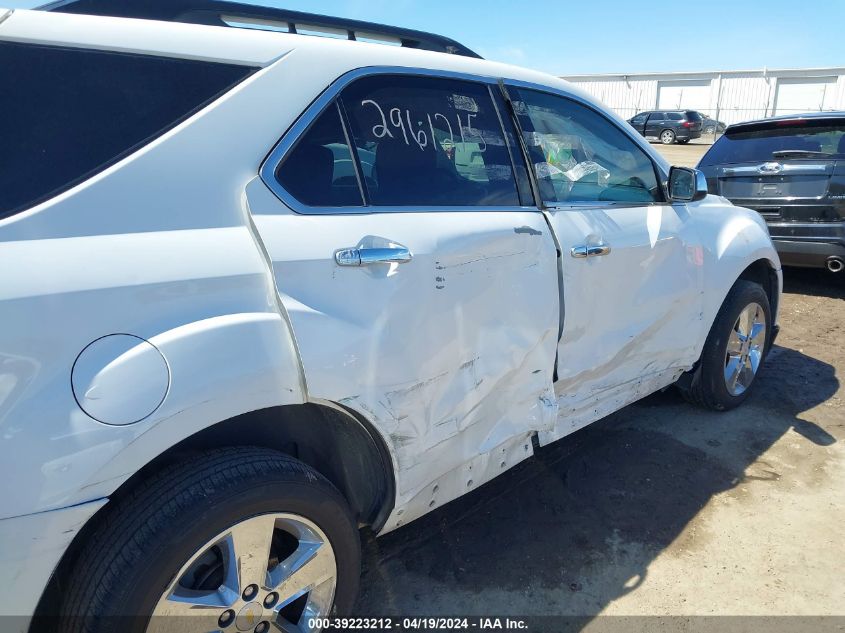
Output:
[
  {"xmin": 0, "ymin": 499, "xmax": 107, "ymax": 627},
  {"xmin": 772, "ymin": 239, "xmax": 845, "ymax": 269}
]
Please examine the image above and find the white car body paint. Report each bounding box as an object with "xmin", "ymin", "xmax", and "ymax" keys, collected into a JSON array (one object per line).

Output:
[
  {"xmin": 0, "ymin": 8, "xmax": 290, "ymax": 65},
  {"xmin": 0, "ymin": 499, "xmax": 107, "ymax": 630},
  {"xmin": 541, "ymin": 201, "xmax": 704, "ymax": 443},
  {"xmin": 0, "ymin": 7, "xmax": 781, "ymax": 620},
  {"xmin": 247, "ymin": 179, "xmax": 560, "ymax": 529},
  {"xmin": 71, "ymin": 334, "xmax": 171, "ymax": 425},
  {"xmin": 689, "ymin": 195, "xmax": 784, "ymax": 335}
]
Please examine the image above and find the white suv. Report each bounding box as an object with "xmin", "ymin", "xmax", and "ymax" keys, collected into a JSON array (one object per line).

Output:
[{"xmin": 0, "ymin": 2, "xmax": 781, "ymax": 631}]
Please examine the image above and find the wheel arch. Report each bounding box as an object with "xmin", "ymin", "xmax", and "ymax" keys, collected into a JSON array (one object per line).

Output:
[
  {"xmin": 690, "ymin": 254, "xmax": 781, "ymax": 374},
  {"xmin": 736, "ymin": 258, "xmax": 781, "ymax": 329},
  {"xmin": 32, "ymin": 401, "xmax": 395, "ymax": 621}
]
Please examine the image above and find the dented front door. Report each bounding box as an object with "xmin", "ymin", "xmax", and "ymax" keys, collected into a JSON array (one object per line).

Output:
[
  {"xmin": 249, "ymin": 70, "xmax": 561, "ymax": 531},
  {"xmin": 547, "ymin": 203, "xmax": 701, "ymax": 439},
  {"xmin": 505, "ymin": 85, "xmax": 703, "ymax": 444}
]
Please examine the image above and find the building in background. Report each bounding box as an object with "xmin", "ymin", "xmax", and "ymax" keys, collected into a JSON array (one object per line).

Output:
[{"xmin": 560, "ymin": 67, "xmax": 845, "ymax": 128}]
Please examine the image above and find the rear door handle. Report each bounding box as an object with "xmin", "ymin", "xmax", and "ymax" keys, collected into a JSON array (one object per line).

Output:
[
  {"xmin": 335, "ymin": 245, "xmax": 413, "ymax": 266},
  {"xmin": 586, "ymin": 244, "xmax": 611, "ymax": 257},
  {"xmin": 570, "ymin": 243, "xmax": 611, "ymax": 258}
]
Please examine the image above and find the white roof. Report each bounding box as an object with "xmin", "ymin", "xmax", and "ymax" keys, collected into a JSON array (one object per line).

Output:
[
  {"xmin": 0, "ymin": 6, "xmax": 564, "ymax": 89},
  {"xmin": 0, "ymin": 7, "xmax": 292, "ymax": 65},
  {"xmin": 0, "ymin": 7, "xmax": 669, "ymax": 173}
]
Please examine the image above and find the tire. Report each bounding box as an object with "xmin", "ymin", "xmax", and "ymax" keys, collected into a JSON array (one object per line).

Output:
[
  {"xmin": 660, "ymin": 129, "xmax": 676, "ymax": 144},
  {"xmin": 59, "ymin": 447, "xmax": 361, "ymax": 633},
  {"xmin": 679, "ymin": 280, "xmax": 772, "ymax": 411}
]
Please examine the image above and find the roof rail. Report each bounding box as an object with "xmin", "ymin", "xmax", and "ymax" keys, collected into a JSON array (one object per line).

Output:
[{"xmin": 38, "ymin": 0, "xmax": 482, "ymax": 58}]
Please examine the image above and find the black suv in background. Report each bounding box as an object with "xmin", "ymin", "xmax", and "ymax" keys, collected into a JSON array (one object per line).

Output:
[
  {"xmin": 628, "ymin": 110, "xmax": 703, "ymax": 144},
  {"xmin": 698, "ymin": 112, "xmax": 845, "ymax": 272}
]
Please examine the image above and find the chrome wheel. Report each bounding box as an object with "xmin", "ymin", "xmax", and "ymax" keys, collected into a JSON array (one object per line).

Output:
[
  {"xmin": 148, "ymin": 513, "xmax": 337, "ymax": 633},
  {"xmin": 660, "ymin": 130, "xmax": 675, "ymax": 144},
  {"xmin": 724, "ymin": 302, "xmax": 766, "ymax": 396}
]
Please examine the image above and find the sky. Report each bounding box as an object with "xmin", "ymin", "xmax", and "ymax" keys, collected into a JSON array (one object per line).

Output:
[{"xmin": 6, "ymin": 0, "xmax": 845, "ymax": 75}]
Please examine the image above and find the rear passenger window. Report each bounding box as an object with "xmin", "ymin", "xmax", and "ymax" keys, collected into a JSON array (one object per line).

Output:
[
  {"xmin": 340, "ymin": 75, "xmax": 520, "ymax": 207},
  {"xmin": 275, "ymin": 103, "xmax": 365, "ymax": 207},
  {"xmin": 667, "ymin": 113, "xmax": 683, "ymax": 121},
  {"xmin": 0, "ymin": 42, "xmax": 255, "ymax": 219},
  {"xmin": 509, "ymin": 88, "xmax": 662, "ymax": 204},
  {"xmin": 650, "ymin": 112, "xmax": 665, "ymax": 121}
]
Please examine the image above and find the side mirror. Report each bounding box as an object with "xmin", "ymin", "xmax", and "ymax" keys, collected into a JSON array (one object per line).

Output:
[{"xmin": 668, "ymin": 166, "xmax": 708, "ymax": 202}]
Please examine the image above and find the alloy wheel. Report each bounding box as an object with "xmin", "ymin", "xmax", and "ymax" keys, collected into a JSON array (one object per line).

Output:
[
  {"xmin": 723, "ymin": 302, "xmax": 766, "ymax": 396},
  {"xmin": 148, "ymin": 513, "xmax": 337, "ymax": 633}
]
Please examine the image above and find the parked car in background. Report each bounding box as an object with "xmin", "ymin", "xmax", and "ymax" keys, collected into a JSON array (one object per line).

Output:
[
  {"xmin": 0, "ymin": 2, "xmax": 782, "ymax": 631},
  {"xmin": 702, "ymin": 115, "xmax": 727, "ymax": 135},
  {"xmin": 628, "ymin": 110, "xmax": 703, "ymax": 144},
  {"xmin": 698, "ymin": 112, "xmax": 845, "ymax": 272}
]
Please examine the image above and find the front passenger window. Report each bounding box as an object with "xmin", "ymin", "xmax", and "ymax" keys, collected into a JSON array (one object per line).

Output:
[{"xmin": 509, "ymin": 89, "xmax": 662, "ymax": 205}]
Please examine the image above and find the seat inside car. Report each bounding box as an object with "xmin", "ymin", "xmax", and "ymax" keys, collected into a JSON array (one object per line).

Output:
[
  {"xmin": 278, "ymin": 143, "xmax": 337, "ymax": 206},
  {"xmin": 373, "ymin": 139, "xmax": 443, "ymax": 204}
]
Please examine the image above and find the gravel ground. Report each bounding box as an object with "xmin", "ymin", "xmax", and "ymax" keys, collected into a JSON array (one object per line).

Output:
[{"xmin": 353, "ymin": 146, "xmax": 844, "ymax": 625}]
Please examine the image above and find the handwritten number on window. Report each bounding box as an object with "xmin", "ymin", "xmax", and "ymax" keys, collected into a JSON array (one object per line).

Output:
[
  {"xmin": 361, "ymin": 99, "xmax": 393, "ymax": 139},
  {"xmin": 361, "ymin": 99, "xmax": 486, "ymax": 152}
]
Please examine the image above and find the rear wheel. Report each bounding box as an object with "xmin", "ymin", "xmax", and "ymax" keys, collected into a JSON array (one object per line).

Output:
[
  {"xmin": 679, "ymin": 280, "xmax": 771, "ymax": 411},
  {"xmin": 660, "ymin": 129, "xmax": 676, "ymax": 144},
  {"xmin": 59, "ymin": 448, "xmax": 361, "ymax": 633}
]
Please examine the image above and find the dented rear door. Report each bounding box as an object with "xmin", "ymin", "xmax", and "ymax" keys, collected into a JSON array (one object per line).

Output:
[{"xmin": 249, "ymin": 70, "xmax": 560, "ymax": 531}]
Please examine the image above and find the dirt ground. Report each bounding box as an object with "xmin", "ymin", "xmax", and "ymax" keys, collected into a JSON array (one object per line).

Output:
[{"xmin": 353, "ymin": 144, "xmax": 844, "ymax": 626}]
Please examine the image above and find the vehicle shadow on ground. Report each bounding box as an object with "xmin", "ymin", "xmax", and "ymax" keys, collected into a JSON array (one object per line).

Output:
[
  {"xmin": 782, "ymin": 267, "xmax": 845, "ymax": 300},
  {"xmin": 353, "ymin": 345, "xmax": 838, "ymax": 619}
]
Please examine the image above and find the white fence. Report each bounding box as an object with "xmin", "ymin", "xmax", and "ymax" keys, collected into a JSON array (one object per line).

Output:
[{"xmin": 561, "ymin": 68, "xmax": 845, "ymax": 141}]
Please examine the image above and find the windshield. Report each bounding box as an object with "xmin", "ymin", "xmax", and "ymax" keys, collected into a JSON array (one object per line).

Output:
[{"xmin": 700, "ymin": 121, "xmax": 845, "ymax": 166}]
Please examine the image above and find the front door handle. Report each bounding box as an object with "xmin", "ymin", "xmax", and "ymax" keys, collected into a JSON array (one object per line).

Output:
[
  {"xmin": 570, "ymin": 243, "xmax": 611, "ymax": 258},
  {"xmin": 335, "ymin": 245, "xmax": 413, "ymax": 266}
]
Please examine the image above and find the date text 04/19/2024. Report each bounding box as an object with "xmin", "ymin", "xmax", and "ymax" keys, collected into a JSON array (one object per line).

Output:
[{"xmin": 314, "ymin": 617, "xmax": 530, "ymax": 630}]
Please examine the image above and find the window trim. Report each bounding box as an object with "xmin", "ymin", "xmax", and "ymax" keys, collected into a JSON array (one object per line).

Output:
[
  {"xmin": 259, "ymin": 66, "xmax": 538, "ymax": 215},
  {"xmin": 501, "ymin": 79, "xmax": 669, "ymax": 210},
  {"xmin": 336, "ymin": 99, "xmax": 370, "ymax": 205}
]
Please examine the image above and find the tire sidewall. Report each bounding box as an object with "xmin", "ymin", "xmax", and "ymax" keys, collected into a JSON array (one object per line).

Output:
[
  {"xmin": 700, "ymin": 282, "xmax": 772, "ymax": 410},
  {"xmin": 69, "ymin": 455, "xmax": 360, "ymax": 632}
]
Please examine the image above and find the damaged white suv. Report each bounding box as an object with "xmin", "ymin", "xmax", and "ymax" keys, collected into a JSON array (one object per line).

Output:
[{"xmin": 0, "ymin": 2, "xmax": 781, "ymax": 631}]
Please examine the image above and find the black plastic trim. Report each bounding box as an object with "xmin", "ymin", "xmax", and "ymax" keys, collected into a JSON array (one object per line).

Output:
[{"xmin": 40, "ymin": 0, "xmax": 482, "ymax": 58}]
